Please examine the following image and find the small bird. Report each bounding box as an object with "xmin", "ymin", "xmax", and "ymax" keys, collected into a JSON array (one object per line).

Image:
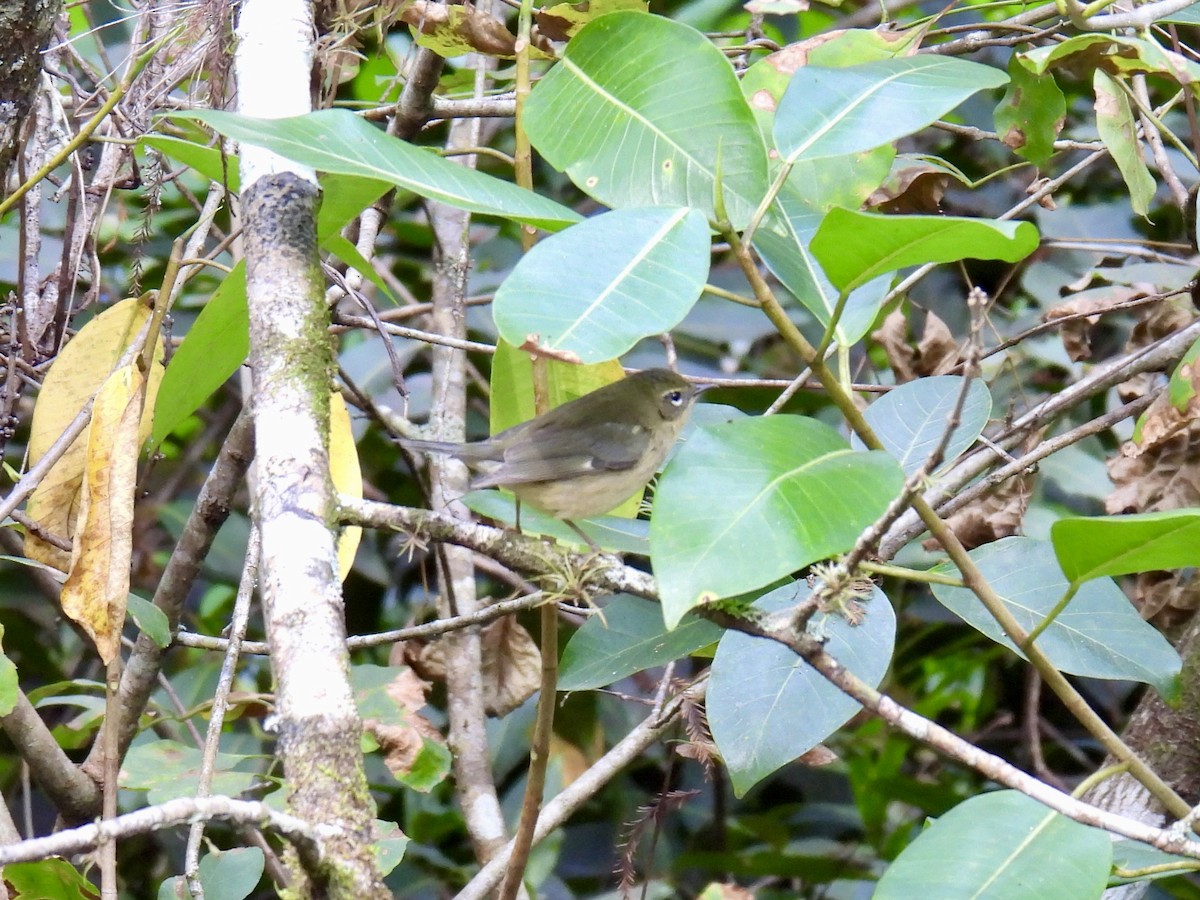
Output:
[{"xmin": 399, "ymin": 368, "xmax": 706, "ymax": 524}]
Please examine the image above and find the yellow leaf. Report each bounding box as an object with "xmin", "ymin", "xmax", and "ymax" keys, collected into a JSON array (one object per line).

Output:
[
  {"xmin": 24, "ymin": 297, "xmax": 165, "ymax": 571},
  {"xmin": 61, "ymin": 363, "xmax": 144, "ymax": 664},
  {"xmin": 330, "ymin": 392, "xmax": 363, "ymax": 582}
]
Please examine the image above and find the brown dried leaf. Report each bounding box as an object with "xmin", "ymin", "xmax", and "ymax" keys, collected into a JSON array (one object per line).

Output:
[
  {"xmin": 797, "ymin": 745, "xmax": 839, "ymax": 766},
  {"xmin": 481, "ymin": 617, "xmax": 541, "ymax": 717},
  {"xmin": 410, "ymin": 616, "xmax": 542, "ymax": 717},
  {"xmin": 1043, "ymin": 285, "xmax": 1143, "ymax": 362},
  {"xmin": 363, "ymin": 668, "xmax": 446, "ymax": 782},
  {"xmin": 928, "ymin": 432, "xmax": 1040, "ymax": 551},
  {"xmin": 866, "ymin": 161, "xmax": 954, "ymax": 215},
  {"xmin": 1107, "ymin": 426, "xmax": 1200, "ymax": 514},
  {"xmin": 871, "ymin": 309, "xmax": 917, "ymax": 382},
  {"xmin": 1131, "ymin": 570, "xmax": 1200, "ymax": 630},
  {"xmin": 401, "ymin": 0, "xmax": 523, "ymax": 58},
  {"xmin": 915, "ymin": 310, "xmax": 958, "ymax": 376},
  {"xmin": 60, "ymin": 363, "xmax": 144, "ymax": 664}
]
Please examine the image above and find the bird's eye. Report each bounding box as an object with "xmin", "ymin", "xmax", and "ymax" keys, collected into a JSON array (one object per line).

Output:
[{"xmin": 667, "ymin": 390, "xmax": 685, "ymax": 406}]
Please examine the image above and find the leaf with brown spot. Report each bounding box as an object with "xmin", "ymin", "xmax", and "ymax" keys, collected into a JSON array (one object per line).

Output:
[
  {"xmin": 61, "ymin": 363, "xmax": 145, "ymax": 664},
  {"xmin": 534, "ymin": 0, "xmax": 648, "ymax": 43}
]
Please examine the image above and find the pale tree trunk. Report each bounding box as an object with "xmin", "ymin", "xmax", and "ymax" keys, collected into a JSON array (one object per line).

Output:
[{"xmin": 234, "ymin": 0, "xmax": 386, "ymax": 894}]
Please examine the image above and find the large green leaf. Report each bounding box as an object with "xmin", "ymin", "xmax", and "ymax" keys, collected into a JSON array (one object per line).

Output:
[
  {"xmin": 1094, "ymin": 69, "xmax": 1155, "ymax": 218},
  {"xmin": 774, "ymin": 56, "xmax": 1009, "ymax": 163},
  {"xmin": 652, "ymin": 416, "xmax": 905, "ymax": 627},
  {"xmin": 1052, "ymin": 510, "xmax": 1200, "ymax": 582},
  {"xmin": 1019, "ymin": 33, "xmax": 1200, "ymax": 84},
  {"xmin": 559, "ymin": 595, "xmax": 722, "ymax": 691},
  {"xmin": 855, "ymin": 375, "xmax": 992, "ymax": 476},
  {"xmin": 811, "ymin": 208, "xmax": 1040, "ymax": 294},
  {"xmin": 707, "ymin": 582, "xmax": 895, "ymax": 796},
  {"xmin": 175, "ymin": 108, "xmax": 581, "ymax": 230},
  {"xmin": 931, "ymin": 537, "xmax": 1180, "ymax": 692},
  {"xmin": 493, "ymin": 206, "xmax": 711, "ymax": 362},
  {"xmin": 994, "ymin": 55, "xmax": 1066, "ymax": 168},
  {"xmin": 523, "ymin": 12, "xmax": 769, "ymax": 227},
  {"xmin": 754, "ymin": 186, "xmax": 890, "ymax": 346},
  {"xmin": 158, "ymin": 849, "xmax": 265, "ymax": 900},
  {"xmin": 875, "ymin": 791, "xmax": 1111, "ymax": 899},
  {"xmin": 151, "ymin": 262, "xmax": 247, "ymax": 449},
  {"xmin": 7, "ymin": 859, "xmax": 99, "ymax": 900}
]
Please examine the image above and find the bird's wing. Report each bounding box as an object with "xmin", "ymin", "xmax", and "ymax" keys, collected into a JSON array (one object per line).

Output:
[{"xmin": 470, "ymin": 422, "xmax": 651, "ymax": 488}]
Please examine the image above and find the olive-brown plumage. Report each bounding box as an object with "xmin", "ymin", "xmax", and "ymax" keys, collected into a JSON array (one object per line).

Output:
[{"xmin": 399, "ymin": 369, "xmax": 704, "ymax": 520}]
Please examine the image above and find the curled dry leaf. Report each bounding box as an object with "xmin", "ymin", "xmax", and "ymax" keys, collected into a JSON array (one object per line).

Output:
[
  {"xmin": 926, "ymin": 431, "xmax": 1040, "ymax": 552},
  {"xmin": 60, "ymin": 363, "xmax": 145, "ymax": 664},
  {"xmin": 409, "ymin": 615, "xmax": 542, "ymax": 717},
  {"xmin": 871, "ymin": 308, "xmax": 959, "ymax": 383},
  {"xmin": 363, "ymin": 668, "xmax": 446, "ymax": 782},
  {"xmin": 1106, "ymin": 300, "xmax": 1200, "ymax": 626},
  {"xmin": 401, "ymin": 0, "xmax": 554, "ymax": 59},
  {"xmin": 24, "ymin": 296, "xmax": 164, "ymax": 572},
  {"xmin": 1043, "ymin": 285, "xmax": 1143, "ymax": 362},
  {"xmin": 866, "ymin": 158, "xmax": 966, "ymax": 215}
]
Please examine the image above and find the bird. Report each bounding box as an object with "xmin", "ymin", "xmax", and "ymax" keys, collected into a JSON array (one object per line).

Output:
[{"xmin": 398, "ymin": 368, "xmax": 706, "ymax": 533}]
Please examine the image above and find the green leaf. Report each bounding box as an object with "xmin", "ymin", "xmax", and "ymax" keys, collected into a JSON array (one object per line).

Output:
[
  {"xmin": 174, "ymin": 108, "xmax": 581, "ymax": 231},
  {"xmin": 740, "ymin": 27, "xmax": 924, "ymax": 138},
  {"xmin": 708, "ymin": 582, "xmax": 895, "ymax": 796},
  {"xmin": 157, "ymin": 849, "xmax": 265, "ymax": 900},
  {"xmin": 994, "ymin": 56, "xmax": 1066, "ymax": 168},
  {"xmin": 151, "ymin": 262, "xmax": 247, "ymax": 449},
  {"xmin": 142, "ymin": 134, "xmax": 240, "ymax": 191},
  {"xmin": 0, "ymin": 625, "xmax": 15, "ymax": 717},
  {"xmin": 158, "ymin": 849, "xmax": 266, "ymax": 900},
  {"xmin": 315, "ymin": 173, "xmax": 394, "ymax": 242},
  {"xmin": 774, "ymin": 56, "xmax": 1009, "ymax": 163},
  {"xmin": 930, "ymin": 537, "xmax": 1180, "ymax": 692},
  {"xmin": 875, "ymin": 791, "xmax": 1111, "ymax": 899},
  {"xmin": 127, "ymin": 593, "xmax": 171, "ymax": 649},
  {"xmin": 6, "ymin": 859, "xmax": 99, "ymax": 900},
  {"xmin": 855, "ymin": 376, "xmax": 992, "ymax": 476},
  {"xmin": 1019, "ymin": 33, "xmax": 1200, "ymax": 84},
  {"xmin": 559, "ymin": 595, "xmax": 722, "ymax": 690},
  {"xmin": 1052, "ymin": 510, "xmax": 1200, "ymax": 582},
  {"xmin": 811, "ymin": 208, "xmax": 1040, "ymax": 294},
  {"xmin": 1110, "ymin": 840, "xmax": 1200, "ymax": 885},
  {"xmin": 1169, "ymin": 336, "xmax": 1200, "ymax": 411},
  {"xmin": 652, "ymin": 416, "xmax": 905, "ymax": 628},
  {"xmin": 1094, "ymin": 69, "xmax": 1155, "ymax": 218},
  {"xmin": 374, "ymin": 819, "xmax": 410, "ymax": 876},
  {"xmin": 121, "ymin": 739, "xmax": 264, "ymax": 805},
  {"xmin": 493, "ymin": 206, "xmax": 711, "ymax": 362},
  {"xmin": 754, "ymin": 186, "xmax": 891, "ymax": 346},
  {"xmin": 524, "ymin": 12, "xmax": 769, "ymax": 227}
]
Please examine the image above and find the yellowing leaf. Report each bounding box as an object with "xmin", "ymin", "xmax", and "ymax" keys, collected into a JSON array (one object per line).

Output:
[
  {"xmin": 61, "ymin": 363, "xmax": 145, "ymax": 664},
  {"xmin": 25, "ymin": 297, "xmax": 165, "ymax": 571},
  {"xmin": 330, "ymin": 392, "xmax": 363, "ymax": 582}
]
